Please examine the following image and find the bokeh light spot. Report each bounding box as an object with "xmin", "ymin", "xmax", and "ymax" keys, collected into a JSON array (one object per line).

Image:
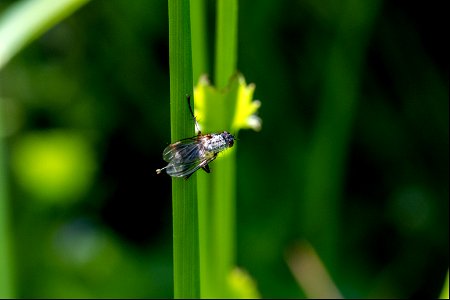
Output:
[{"xmin": 11, "ymin": 130, "xmax": 96, "ymax": 205}]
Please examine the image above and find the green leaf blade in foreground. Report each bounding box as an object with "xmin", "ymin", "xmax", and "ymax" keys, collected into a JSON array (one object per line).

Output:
[{"xmin": 0, "ymin": 0, "xmax": 90, "ymax": 69}]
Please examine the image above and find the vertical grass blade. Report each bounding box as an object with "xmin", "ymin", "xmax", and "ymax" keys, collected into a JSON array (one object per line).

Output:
[
  {"xmin": 190, "ymin": 0, "xmax": 209, "ymax": 82},
  {"xmin": 168, "ymin": 0, "xmax": 200, "ymax": 298},
  {"xmin": 213, "ymin": 1, "xmax": 239, "ymax": 295},
  {"xmin": 214, "ymin": 0, "xmax": 238, "ymax": 89},
  {"xmin": 195, "ymin": 0, "xmax": 239, "ymax": 297},
  {"xmin": 440, "ymin": 270, "xmax": 449, "ymax": 299},
  {"xmin": 0, "ymin": 121, "xmax": 14, "ymax": 298}
]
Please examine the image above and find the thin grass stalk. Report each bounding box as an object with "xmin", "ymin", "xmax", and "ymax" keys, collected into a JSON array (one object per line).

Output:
[
  {"xmin": 214, "ymin": 0, "xmax": 238, "ymax": 89},
  {"xmin": 168, "ymin": 0, "xmax": 200, "ymax": 297},
  {"xmin": 190, "ymin": 0, "xmax": 208, "ymax": 83},
  {"xmin": 439, "ymin": 270, "xmax": 449, "ymax": 299},
  {"xmin": 193, "ymin": 0, "xmax": 239, "ymax": 296},
  {"xmin": 0, "ymin": 122, "xmax": 14, "ymax": 298}
]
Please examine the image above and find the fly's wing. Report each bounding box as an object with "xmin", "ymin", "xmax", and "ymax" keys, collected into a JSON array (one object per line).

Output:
[
  {"xmin": 166, "ymin": 152, "xmax": 217, "ymax": 178},
  {"xmin": 162, "ymin": 137, "xmax": 201, "ymax": 163},
  {"xmin": 162, "ymin": 136, "xmax": 209, "ymax": 178}
]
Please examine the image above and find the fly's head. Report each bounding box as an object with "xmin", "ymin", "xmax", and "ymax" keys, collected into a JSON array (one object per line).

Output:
[{"xmin": 221, "ymin": 131, "xmax": 235, "ymax": 148}]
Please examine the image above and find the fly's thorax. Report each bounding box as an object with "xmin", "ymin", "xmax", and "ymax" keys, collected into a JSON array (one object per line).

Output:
[{"xmin": 203, "ymin": 131, "xmax": 235, "ymax": 153}]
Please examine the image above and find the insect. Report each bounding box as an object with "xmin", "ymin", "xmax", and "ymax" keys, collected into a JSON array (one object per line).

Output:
[{"xmin": 156, "ymin": 95, "xmax": 235, "ymax": 179}]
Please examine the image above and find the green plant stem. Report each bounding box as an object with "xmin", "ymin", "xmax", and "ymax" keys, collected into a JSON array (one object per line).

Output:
[
  {"xmin": 214, "ymin": 0, "xmax": 238, "ymax": 89},
  {"xmin": 198, "ymin": 0, "xmax": 239, "ymax": 297},
  {"xmin": 168, "ymin": 0, "xmax": 199, "ymax": 298},
  {"xmin": 0, "ymin": 0, "xmax": 90, "ymax": 69},
  {"xmin": 440, "ymin": 270, "xmax": 449, "ymax": 299},
  {"xmin": 213, "ymin": 0, "xmax": 239, "ymax": 284},
  {"xmin": 0, "ymin": 121, "xmax": 14, "ymax": 298},
  {"xmin": 190, "ymin": 0, "xmax": 208, "ymax": 83}
]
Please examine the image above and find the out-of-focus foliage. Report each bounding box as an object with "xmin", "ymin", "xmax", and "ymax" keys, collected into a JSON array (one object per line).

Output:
[
  {"xmin": 11, "ymin": 130, "xmax": 96, "ymax": 204},
  {"xmin": 194, "ymin": 73, "xmax": 261, "ymax": 133},
  {"xmin": 0, "ymin": 0, "xmax": 90, "ymax": 69},
  {"xmin": 440, "ymin": 270, "xmax": 449, "ymax": 299},
  {"xmin": 227, "ymin": 267, "xmax": 261, "ymax": 299},
  {"xmin": 0, "ymin": 0, "xmax": 447, "ymax": 298}
]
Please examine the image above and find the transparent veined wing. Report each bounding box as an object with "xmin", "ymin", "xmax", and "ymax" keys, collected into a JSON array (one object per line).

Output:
[
  {"xmin": 160, "ymin": 136, "xmax": 215, "ymax": 178},
  {"xmin": 166, "ymin": 152, "xmax": 217, "ymax": 178},
  {"xmin": 162, "ymin": 137, "xmax": 203, "ymax": 163}
]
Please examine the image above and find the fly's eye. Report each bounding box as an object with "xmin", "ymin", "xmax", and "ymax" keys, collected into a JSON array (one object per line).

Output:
[{"xmin": 228, "ymin": 139, "xmax": 234, "ymax": 147}]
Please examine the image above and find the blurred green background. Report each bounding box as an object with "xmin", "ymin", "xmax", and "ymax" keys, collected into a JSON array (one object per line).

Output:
[{"xmin": 0, "ymin": 0, "xmax": 448, "ymax": 298}]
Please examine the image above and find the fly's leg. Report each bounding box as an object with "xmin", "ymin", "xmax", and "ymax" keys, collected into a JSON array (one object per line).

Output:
[
  {"xmin": 187, "ymin": 94, "xmax": 201, "ymax": 135},
  {"xmin": 201, "ymin": 153, "xmax": 217, "ymax": 174},
  {"xmin": 156, "ymin": 166, "xmax": 167, "ymax": 174},
  {"xmin": 202, "ymin": 164, "xmax": 211, "ymax": 173}
]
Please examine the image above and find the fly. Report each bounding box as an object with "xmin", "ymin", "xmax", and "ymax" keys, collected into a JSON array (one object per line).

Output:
[{"xmin": 156, "ymin": 95, "xmax": 235, "ymax": 179}]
